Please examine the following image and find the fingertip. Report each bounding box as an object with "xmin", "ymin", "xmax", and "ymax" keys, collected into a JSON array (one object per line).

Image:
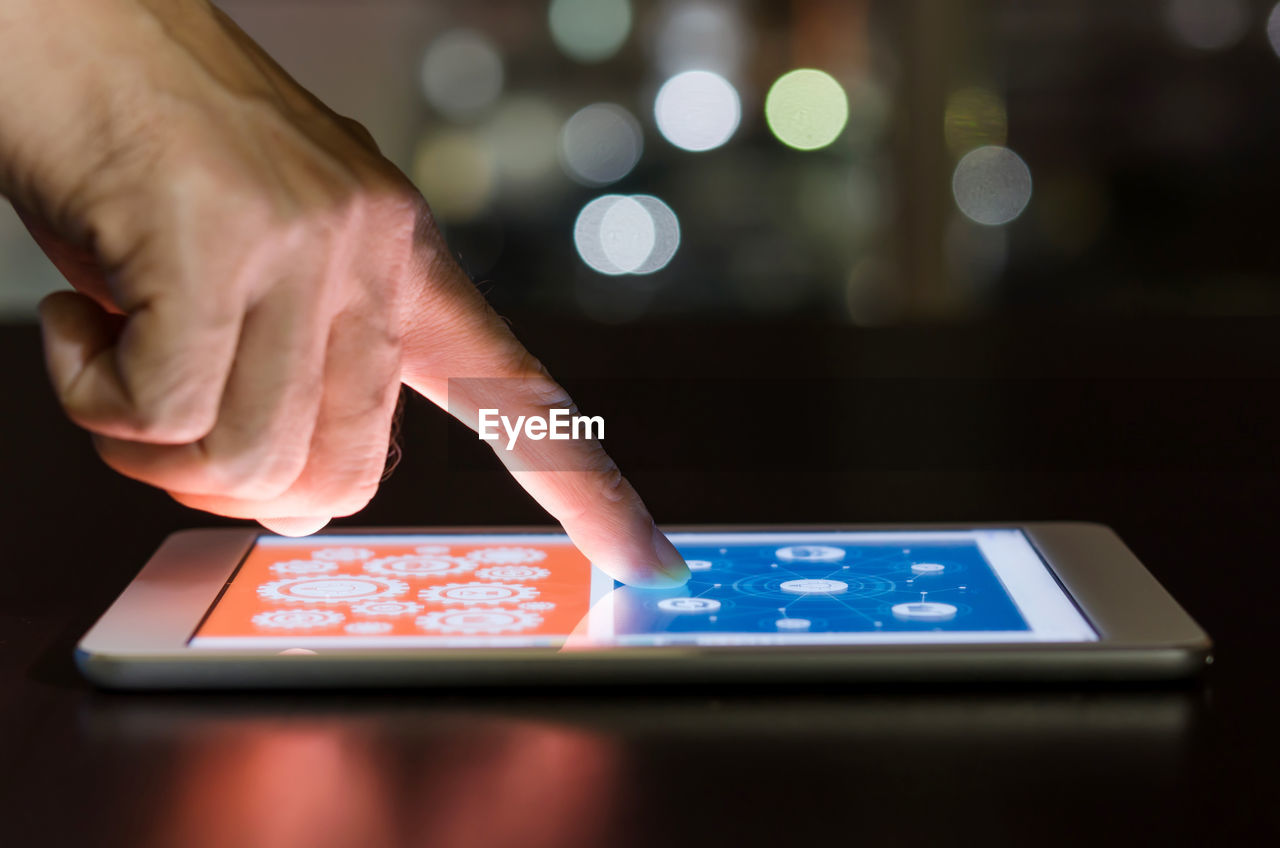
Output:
[
  {"xmin": 588, "ymin": 523, "xmax": 690, "ymax": 588},
  {"xmin": 257, "ymin": 516, "xmax": 332, "ymax": 537},
  {"xmin": 617, "ymin": 567, "xmax": 690, "ymax": 590},
  {"xmin": 650, "ymin": 524, "xmax": 691, "ymax": 586}
]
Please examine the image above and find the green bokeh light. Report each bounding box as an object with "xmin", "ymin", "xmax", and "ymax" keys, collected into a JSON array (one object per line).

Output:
[
  {"xmin": 765, "ymin": 69, "xmax": 849, "ymax": 151},
  {"xmin": 549, "ymin": 0, "xmax": 632, "ymax": 64}
]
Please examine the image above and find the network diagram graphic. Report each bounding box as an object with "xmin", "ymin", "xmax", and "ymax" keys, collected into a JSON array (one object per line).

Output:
[
  {"xmin": 249, "ymin": 545, "xmax": 560, "ymax": 635},
  {"xmin": 624, "ymin": 541, "xmax": 1030, "ymax": 636}
]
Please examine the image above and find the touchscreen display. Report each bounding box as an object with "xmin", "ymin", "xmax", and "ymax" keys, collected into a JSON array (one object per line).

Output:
[{"xmin": 188, "ymin": 529, "xmax": 1096, "ymax": 649}]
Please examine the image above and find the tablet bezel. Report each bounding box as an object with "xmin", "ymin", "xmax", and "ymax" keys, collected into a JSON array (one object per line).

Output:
[{"xmin": 75, "ymin": 522, "xmax": 1212, "ymax": 687}]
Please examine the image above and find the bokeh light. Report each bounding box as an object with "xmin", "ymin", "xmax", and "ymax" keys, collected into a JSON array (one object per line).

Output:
[
  {"xmin": 412, "ymin": 131, "xmax": 495, "ymax": 222},
  {"xmin": 574, "ymin": 195, "xmax": 680, "ymax": 275},
  {"xmin": 944, "ymin": 87, "xmax": 1008, "ymax": 156},
  {"xmin": 654, "ymin": 1, "xmax": 746, "ymax": 78},
  {"xmin": 951, "ymin": 146, "xmax": 1033, "ymax": 227},
  {"xmin": 1268, "ymin": 4, "xmax": 1280, "ymax": 59},
  {"xmin": 654, "ymin": 71, "xmax": 741, "ymax": 152},
  {"xmin": 483, "ymin": 96, "xmax": 562, "ymax": 192},
  {"xmin": 559, "ymin": 104, "xmax": 644, "ymax": 186},
  {"xmin": 765, "ymin": 69, "xmax": 849, "ymax": 151},
  {"xmin": 549, "ymin": 0, "xmax": 632, "ymax": 63},
  {"xmin": 1163, "ymin": 0, "xmax": 1248, "ymax": 51},
  {"xmin": 419, "ymin": 29, "xmax": 504, "ymax": 121},
  {"xmin": 629, "ymin": 196, "xmax": 681, "ymax": 274}
]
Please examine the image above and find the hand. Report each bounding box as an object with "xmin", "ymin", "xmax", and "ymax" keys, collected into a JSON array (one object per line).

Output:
[{"xmin": 0, "ymin": 0, "xmax": 688, "ymax": 587}]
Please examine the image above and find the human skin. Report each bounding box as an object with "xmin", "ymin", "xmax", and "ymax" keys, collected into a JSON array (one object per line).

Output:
[{"xmin": 0, "ymin": 0, "xmax": 688, "ymax": 587}]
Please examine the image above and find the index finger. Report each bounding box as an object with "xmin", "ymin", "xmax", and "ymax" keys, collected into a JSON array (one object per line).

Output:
[{"xmin": 399, "ymin": 258, "xmax": 688, "ymax": 589}]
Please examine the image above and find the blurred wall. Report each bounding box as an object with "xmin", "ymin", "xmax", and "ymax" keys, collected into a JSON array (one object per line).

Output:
[{"xmin": 3, "ymin": 0, "xmax": 1280, "ymax": 322}]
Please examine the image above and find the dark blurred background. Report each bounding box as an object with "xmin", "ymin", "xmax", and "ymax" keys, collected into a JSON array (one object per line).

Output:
[
  {"xmin": 5, "ymin": 0, "xmax": 1280, "ymax": 323},
  {"xmin": 6, "ymin": 8, "xmax": 1280, "ymax": 841}
]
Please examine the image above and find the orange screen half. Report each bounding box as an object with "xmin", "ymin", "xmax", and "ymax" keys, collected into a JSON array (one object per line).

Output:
[{"xmin": 191, "ymin": 534, "xmax": 597, "ymax": 648}]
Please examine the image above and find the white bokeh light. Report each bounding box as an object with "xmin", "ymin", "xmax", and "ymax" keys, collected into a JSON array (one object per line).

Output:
[
  {"xmin": 559, "ymin": 103, "xmax": 644, "ymax": 186},
  {"xmin": 574, "ymin": 195, "xmax": 680, "ymax": 275},
  {"xmin": 420, "ymin": 29, "xmax": 504, "ymax": 121},
  {"xmin": 629, "ymin": 196, "xmax": 680, "ymax": 273},
  {"xmin": 654, "ymin": 71, "xmax": 741, "ymax": 152},
  {"xmin": 952, "ymin": 146, "xmax": 1033, "ymax": 227},
  {"xmin": 600, "ymin": 197, "xmax": 655, "ymax": 272},
  {"xmin": 1269, "ymin": 4, "xmax": 1280, "ymax": 59},
  {"xmin": 1164, "ymin": 0, "xmax": 1249, "ymax": 51},
  {"xmin": 549, "ymin": 0, "xmax": 632, "ymax": 63}
]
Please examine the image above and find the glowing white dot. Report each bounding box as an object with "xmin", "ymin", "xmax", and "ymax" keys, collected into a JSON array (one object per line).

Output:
[
  {"xmin": 1269, "ymin": 4, "xmax": 1280, "ymax": 59},
  {"xmin": 575, "ymin": 195, "xmax": 627, "ymax": 275},
  {"xmin": 549, "ymin": 0, "xmax": 632, "ymax": 63},
  {"xmin": 600, "ymin": 197, "xmax": 656, "ymax": 273},
  {"xmin": 560, "ymin": 103, "xmax": 644, "ymax": 186},
  {"xmin": 629, "ymin": 195, "xmax": 680, "ymax": 273},
  {"xmin": 780, "ymin": 579, "xmax": 849, "ymax": 595},
  {"xmin": 952, "ymin": 146, "xmax": 1032, "ymax": 227},
  {"xmin": 420, "ymin": 30, "xmax": 504, "ymax": 121},
  {"xmin": 574, "ymin": 194, "xmax": 680, "ymax": 276},
  {"xmin": 654, "ymin": 71, "xmax": 741, "ymax": 152},
  {"xmin": 1164, "ymin": 0, "xmax": 1248, "ymax": 51}
]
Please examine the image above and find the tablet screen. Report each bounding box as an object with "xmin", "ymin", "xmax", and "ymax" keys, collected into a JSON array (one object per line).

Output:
[{"xmin": 187, "ymin": 529, "xmax": 1097, "ymax": 649}]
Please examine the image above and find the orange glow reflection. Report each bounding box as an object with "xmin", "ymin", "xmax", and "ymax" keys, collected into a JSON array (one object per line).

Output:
[{"xmin": 145, "ymin": 716, "xmax": 621, "ymax": 848}]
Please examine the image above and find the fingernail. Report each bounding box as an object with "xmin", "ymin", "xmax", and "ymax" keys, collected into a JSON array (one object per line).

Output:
[{"xmin": 650, "ymin": 523, "xmax": 690, "ymax": 586}]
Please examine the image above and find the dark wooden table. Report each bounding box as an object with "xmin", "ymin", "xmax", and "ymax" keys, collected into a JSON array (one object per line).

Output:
[{"xmin": 2, "ymin": 316, "xmax": 1276, "ymax": 846}]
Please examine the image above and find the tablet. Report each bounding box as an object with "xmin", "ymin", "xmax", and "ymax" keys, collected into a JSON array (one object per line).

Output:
[{"xmin": 75, "ymin": 523, "xmax": 1211, "ymax": 688}]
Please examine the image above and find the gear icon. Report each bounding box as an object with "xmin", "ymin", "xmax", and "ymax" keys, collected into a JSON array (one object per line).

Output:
[
  {"xmin": 474, "ymin": 565, "xmax": 551, "ymax": 582},
  {"xmin": 344, "ymin": 621, "xmax": 393, "ymax": 635},
  {"xmin": 270, "ymin": 559, "xmax": 339, "ymax": 576},
  {"xmin": 311, "ymin": 547, "xmax": 375, "ymax": 562},
  {"xmin": 464, "ymin": 547, "xmax": 548, "ymax": 565},
  {"xmin": 258, "ymin": 575, "xmax": 409, "ymax": 604},
  {"xmin": 416, "ymin": 607, "xmax": 543, "ymax": 635},
  {"xmin": 350, "ymin": 599, "xmax": 423, "ymax": 617},
  {"xmin": 519, "ymin": 601, "xmax": 555, "ymax": 611},
  {"xmin": 364, "ymin": 555, "xmax": 475, "ymax": 579},
  {"xmin": 414, "ymin": 545, "xmax": 451, "ymax": 556},
  {"xmin": 419, "ymin": 582, "xmax": 539, "ymax": 606},
  {"xmin": 252, "ymin": 609, "xmax": 344, "ymax": 629}
]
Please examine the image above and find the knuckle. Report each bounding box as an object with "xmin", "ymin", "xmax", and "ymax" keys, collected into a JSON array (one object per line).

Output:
[
  {"xmin": 557, "ymin": 460, "xmax": 628, "ymax": 526},
  {"xmin": 126, "ymin": 392, "xmax": 219, "ymax": 444},
  {"xmin": 211, "ymin": 446, "xmax": 309, "ymax": 501},
  {"xmin": 502, "ymin": 349, "xmax": 570, "ymax": 409},
  {"xmin": 184, "ymin": 417, "xmax": 311, "ymax": 499},
  {"xmin": 591, "ymin": 460, "xmax": 628, "ymax": 505}
]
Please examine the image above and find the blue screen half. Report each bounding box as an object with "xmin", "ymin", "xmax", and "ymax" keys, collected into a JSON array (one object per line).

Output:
[
  {"xmin": 609, "ymin": 537, "xmax": 1030, "ymax": 641},
  {"xmin": 584, "ymin": 528, "xmax": 1104, "ymax": 647}
]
